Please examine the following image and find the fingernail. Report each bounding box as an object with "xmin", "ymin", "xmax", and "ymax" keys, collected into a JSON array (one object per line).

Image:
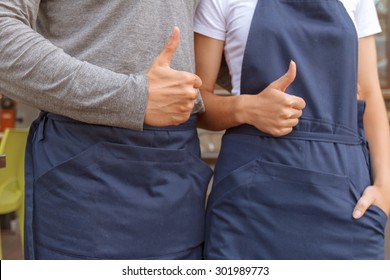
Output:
[
  {"xmin": 170, "ymin": 27, "xmax": 176, "ymax": 37},
  {"xmin": 288, "ymin": 60, "xmax": 294, "ymax": 71},
  {"xmin": 172, "ymin": 26, "xmax": 180, "ymax": 36},
  {"xmin": 353, "ymin": 209, "xmax": 363, "ymax": 219}
]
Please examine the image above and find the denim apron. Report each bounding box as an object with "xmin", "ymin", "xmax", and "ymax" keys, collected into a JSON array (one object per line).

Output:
[
  {"xmin": 24, "ymin": 112, "xmax": 212, "ymax": 259},
  {"xmin": 204, "ymin": 0, "xmax": 387, "ymax": 259}
]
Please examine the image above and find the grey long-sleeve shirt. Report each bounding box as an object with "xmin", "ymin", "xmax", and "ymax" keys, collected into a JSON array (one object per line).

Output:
[{"xmin": 0, "ymin": 0, "xmax": 204, "ymax": 130}]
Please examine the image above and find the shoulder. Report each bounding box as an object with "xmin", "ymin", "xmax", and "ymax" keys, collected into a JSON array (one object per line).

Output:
[
  {"xmin": 196, "ymin": 0, "xmax": 251, "ymax": 18},
  {"xmin": 194, "ymin": 0, "xmax": 229, "ymax": 40},
  {"xmin": 339, "ymin": 0, "xmax": 377, "ymax": 18},
  {"xmin": 195, "ymin": 0, "xmax": 257, "ymax": 40},
  {"xmin": 339, "ymin": 0, "xmax": 381, "ymax": 37},
  {"xmin": 196, "ymin": 0, "xmax": 228, "ymax": 18}
]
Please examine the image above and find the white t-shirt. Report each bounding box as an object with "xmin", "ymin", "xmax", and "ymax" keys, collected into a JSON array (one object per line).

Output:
[{"xmin": 194, "ymin": 0, "xmax": 382, "ymax": 95}]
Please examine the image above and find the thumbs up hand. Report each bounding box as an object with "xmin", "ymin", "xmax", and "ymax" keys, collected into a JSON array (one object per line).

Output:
[
  {"xmin": 238, "ymin": 61, "xmax": 306, "ymax": 137},
  {"xmin": 269, "ymin": 60, "xmax": 298, "ymax": 92},
  {"xmin": 145, "ymin": 27, "xmax": 202, "ymax": 126}
]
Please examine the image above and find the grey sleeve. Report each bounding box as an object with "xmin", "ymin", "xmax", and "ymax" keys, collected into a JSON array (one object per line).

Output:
[{"xmin": 0, "ymin": 1, "xmax": 148, "ymax": 130}]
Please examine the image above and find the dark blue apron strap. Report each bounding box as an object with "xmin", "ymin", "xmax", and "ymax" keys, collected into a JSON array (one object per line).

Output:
[
  {"xmin": 45, "ymin": 112, "xmax": 198, "ymax": 131},
  {"xmin": 24, "ymin": 111, "xmax": 48, "ymax": 259},
  {"xmin": 357, "ymin": 100, "xmax": 366, "ymax": 138},
  {"xmin": 226, "ymin": 125, "xmax": 363, "ymax": 145},
  {"xmin": 357, "ymin": 100, "xmax": 373, "ymax": 181}
]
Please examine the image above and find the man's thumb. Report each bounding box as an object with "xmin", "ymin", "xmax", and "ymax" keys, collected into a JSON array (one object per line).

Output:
[
  {"xmin": 155, "ymin": 26, "xmax": 180, "ymax": 67},
  {"xmin": 270, "ymin": 60, "xmax": 297, "ymax": 92}
]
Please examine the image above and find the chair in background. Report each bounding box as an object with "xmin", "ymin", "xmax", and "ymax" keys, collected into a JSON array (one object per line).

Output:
[{"xmin": 0, "ymin": 128, "xmax": 29, "ymax": 259}]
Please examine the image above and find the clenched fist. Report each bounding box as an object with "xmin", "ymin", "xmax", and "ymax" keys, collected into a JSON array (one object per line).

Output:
[{"xmin": 145, "ymin": 26, "xmax": 202, "ymax": 126}]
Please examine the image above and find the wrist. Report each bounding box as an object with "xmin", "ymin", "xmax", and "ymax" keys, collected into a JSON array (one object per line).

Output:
[{"xmin": 233, "ymin": 94, "xmax": 251, "ymax": 126}]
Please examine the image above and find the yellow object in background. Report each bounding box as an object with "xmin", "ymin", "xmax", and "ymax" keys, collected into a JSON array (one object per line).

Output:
[{"xmin": 0, "ymin": 128, "xmax": 28, "ymax": 259}]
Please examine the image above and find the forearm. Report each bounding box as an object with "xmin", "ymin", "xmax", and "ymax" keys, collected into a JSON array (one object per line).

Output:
[
  {"xmin": 195, "ymin": 34, "xmax": 304, "ymax": 135},
  {"xmin": 364, "ymin": 94, "xmax": 390, "ymax": 185},
  {"xmin": 0, "ymin": 5, "xmax": 148, "ymax": 130},
  {"xmin": 358, "ymin": 36, "xmax": 390, "ymax": 186},
  {"xmin": 197, "ymin": 90, "xmax": 244, "ymax": 131},
  {"xmin": 194, "ymin": 32, "xmax": 278, "ymax": 132}
]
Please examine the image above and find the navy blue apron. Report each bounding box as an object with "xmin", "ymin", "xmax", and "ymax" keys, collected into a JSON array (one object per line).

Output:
[
  {"xmin": 24, "ymin": 112, "xmax": 212, "ymax": 259},
  {"xmin": 204, "ymin": 0, "xmax": 387, "ymax": 259}
]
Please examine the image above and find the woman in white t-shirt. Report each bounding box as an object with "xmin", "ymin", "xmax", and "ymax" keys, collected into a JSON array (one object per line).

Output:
[{"xmin": 195, "ymin": 0, "xmax": 390, "ymax": 259}]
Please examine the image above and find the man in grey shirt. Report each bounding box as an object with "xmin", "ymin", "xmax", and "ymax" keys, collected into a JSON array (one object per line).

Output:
[{"xmin": 0, "ymin": 0, "xmax": 212, "ymax": 259}]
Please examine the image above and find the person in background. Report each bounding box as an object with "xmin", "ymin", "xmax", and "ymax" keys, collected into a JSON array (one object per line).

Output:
[
  {"xmin": 194, "ymin": 0, "xmax": 390, "ymax": 259},
  {"xmin": 0, "ymin": 0, "xmax": 212, "ymax": 259}
]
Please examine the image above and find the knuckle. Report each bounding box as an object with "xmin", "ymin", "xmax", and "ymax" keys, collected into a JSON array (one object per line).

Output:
[
  {"xmin": 280, "ymin": 109, "xmax": 291, "ymax": 119},
  {"xmin": 178, "ymin": 114, "xmax": 191, "ymax": 125},
  {"xmin": 269, "ymin": 130, "xmax": 278, "ymax": 137},
  {"xmin": 175, "ymin": 71, "xmax": 187, "ymax": 82},
  {"xmin": 357, "ymin": 199, "xmax": 370, "ymax": 210},
  {"xmin": 282, "ymin": 95, "xmax": 292, "ymax": 104},
  {"xmin": 281, "ymin": 99, "xmax": 293, "ymax": 108},
  {"xmin": 172, "ymin": 119, "xmax": 182, "ymax": 126},
  {"xmin": 269, "ymin": 128, "xmax": 284, "ymax": 137},
  {"xmin": 179, "ymin": 102, "xmax": 194, "ymax": 113},
  {"xmin": 183, "ymin": 73, "xmax": 194, "ymax": 84},
  {"xmin": 286, "ymin": 98, "xmax": 295, "ymax": 107},
  {"xmin": 172, "ymin": 114, "xmax": 189, "ymax": 126},
  {"xmin": 164, "ymin": 41, "xmax": 175, "ymax": 53},
  {"xmin": 186, "ymin": 102, "xmax": 194, "ymax": 111},
  {"xmin": 273, "ymin": 131, "xmax": 283, "ymax": 137},
  {"xmin": 190, "ymin": 89, "xmax": 198, "ymax": 100},
  {"xmin": 284, "ymin": 127, "xmax": 293, "ymax": 135},
  {"xmin": 183, "ymin": 88, "xmax": 197, "ymax": 100}
]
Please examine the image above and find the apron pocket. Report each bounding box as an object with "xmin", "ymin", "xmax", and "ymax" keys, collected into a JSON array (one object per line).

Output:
[
  {"xmin": 207, "ymin": 159, "xmax": 258, "ymax": 207},
  {"xmin": 350, "ymin": 205, "xmax": 387, "ymax": 259},
  {"xmin": 34, "ymin": 141, "xmax": 212, "ymax": 259},
  {"xmin": 347, "ymin": 177, "xmax": 387, "ymax": 259},
  {"xmin": 360, "ymin": 205, "xmax": 388, "ymax": 232},
  {"xmin": 206, "ymin": 159, "xmax": 355, "ymax": 259}
]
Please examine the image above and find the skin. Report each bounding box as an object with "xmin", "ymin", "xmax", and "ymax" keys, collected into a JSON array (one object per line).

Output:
[
  {"xmin": 195, "ymin": 32, "xmax": 390, "ymax": 219},
  {"xmin": 145, "ymin": 27, "xmax": 201, "ymax": 126},
  {"xmin": 353, "ymin": 35, "xmax": 390, "ymax": 219}
]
